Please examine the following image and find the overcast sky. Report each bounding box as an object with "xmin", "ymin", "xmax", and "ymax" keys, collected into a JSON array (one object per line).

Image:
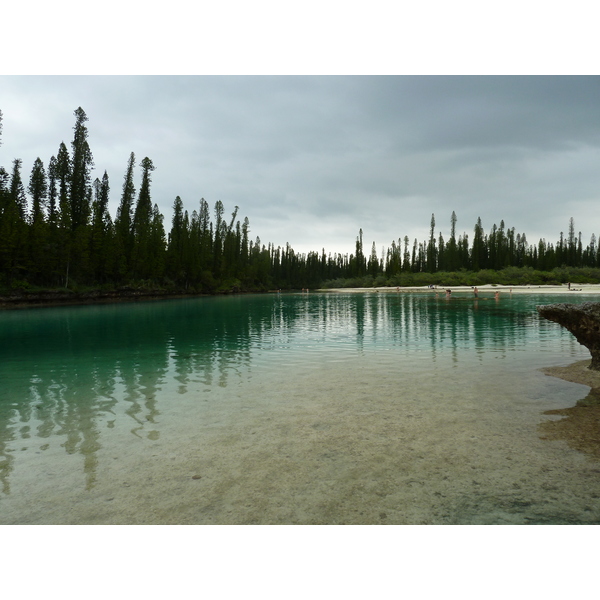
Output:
[{"xmin": 2, "ymin": 75, "xmax": 600, "ymax": 258}]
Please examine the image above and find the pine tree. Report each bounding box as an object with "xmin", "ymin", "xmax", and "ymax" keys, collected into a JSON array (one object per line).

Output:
[
  {"xmin": 53, "ymin": 141, "xmax": 73, "ymax": 286},
  {"xmin": 114, "ymin": 152, "xmax": 136, "ymax": 280},
  {"xmin": 426, "ymin": 213, "xmax": 436, "ymax": 272},
  {"xmin": 69, "ymin": 107, "xmax": 94, "ymax": 231},
  {"xmin": 90, "ymin": 171, "xmax": 112, "ymax": 281},
  {"xmin": 27, "ymin": 158, "xmax": 49, "ymax": 283},
  {"xmin": 0, "ymin": 160, "xmax": 28, "ymax": 282},
  {"xmin": 47, "ymin": 156, "xmax": 58, "ymax": 226},
  {"xmin": 131, "ymin": 157, "xmax": 156, "ymax": 279},
  {"xmin": 197, "ymin": 198, "xmax": 213, "ymax": 276},
  {"xmin": 28, "ymin": 157, "xmax": 48, "ymax": 225},
  {"xmin": 568, "ymin": 217, "xmax": 576, "ymax": 266},
  {"xmin": 167, "ymin": 195, "xmax": 186, "ymax": 284},
  {"xmin": 446, "ymin": 211, "xmax": 458, "ymax": 271},
  {"xmin": 368, "ymin": 241, "xmax": 379, "ymax": 276},
  {"xmin": 402, "ymin": 236, "xmax": 410, "ymax": 271},
  {"xmin": 213, "ymin": 200, "xmax": 224, "ymax": 278},
  {"xmin": 9, "ymin": 159, "xmax": 28, "ymax": 220},
  {"xmin": 55, "ymin": 142, "xmax": 71, "ymax": 230},
  {"xmin": 472, "ymin": 217, "xmax": 485, "ymax": 271},
  {"xmin": 148, "ymin": 204, "xmax": 166, "ymax": 280}
]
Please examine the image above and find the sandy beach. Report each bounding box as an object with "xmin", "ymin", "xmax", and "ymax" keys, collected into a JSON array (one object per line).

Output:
[{"xmin": 321, "ymin": 283, "xmax": 600, "ymax": 295}]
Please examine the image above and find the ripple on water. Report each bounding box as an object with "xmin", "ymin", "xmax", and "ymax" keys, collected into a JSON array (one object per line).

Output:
[{"xmin": 0, "ymin": 292, "xmax": 598, "ymax": 523}]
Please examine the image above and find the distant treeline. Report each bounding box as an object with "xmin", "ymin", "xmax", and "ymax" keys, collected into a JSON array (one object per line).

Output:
[{"xmin": 1, "ymin": 107, "xmax": 599, "ymax": 294}]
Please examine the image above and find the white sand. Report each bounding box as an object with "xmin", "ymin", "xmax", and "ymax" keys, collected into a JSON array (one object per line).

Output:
[{"xmin": 321, "ymin": 283, "xmax": 600, "ymax": 295}]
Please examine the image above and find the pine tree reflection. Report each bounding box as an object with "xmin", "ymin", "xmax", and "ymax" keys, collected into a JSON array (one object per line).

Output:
[{"xmin": 0, "ymin": 292, "xmax": 584, "ymax": 498}]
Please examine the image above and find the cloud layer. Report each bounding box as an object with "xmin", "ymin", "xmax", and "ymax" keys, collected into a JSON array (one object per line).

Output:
[{"xmin": 1, "ymin": 76, "xmax": 599, "ymax": 256}]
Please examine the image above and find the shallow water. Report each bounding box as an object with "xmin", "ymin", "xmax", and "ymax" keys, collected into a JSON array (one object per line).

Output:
[{"xmin": 1, "ymin": 290, "xmax": 600, "ymax": 524}]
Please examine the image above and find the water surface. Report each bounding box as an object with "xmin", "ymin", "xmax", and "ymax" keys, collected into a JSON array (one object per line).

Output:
[{"xmin": 1, "ymin": 291, "xmax": 599, "ymax": 524}]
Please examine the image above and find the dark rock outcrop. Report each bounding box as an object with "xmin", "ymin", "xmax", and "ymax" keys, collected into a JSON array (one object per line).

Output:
[{"xmin": 537, "ymin": 302, "xmax": 600, "ymax": 371}]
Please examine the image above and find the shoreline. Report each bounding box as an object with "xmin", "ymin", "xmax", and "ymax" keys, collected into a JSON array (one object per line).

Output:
[
  {"xmin": 319, "ymin": 283, "xmax": 600, "ymax": 295},
  {"xmin": 2, "ymin": 283, "xmax": 600, "ymax": 310},
  {"xmin": 541, "ymin": 359, "xmax": 600, "ymax": 389},
  {"xmin": 0, "ymin": 288, "xmax": 256, "ymax": 310}
]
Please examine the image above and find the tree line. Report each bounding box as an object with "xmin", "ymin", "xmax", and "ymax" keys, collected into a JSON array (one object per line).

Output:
[{"xmin": 1, "ymin": 107, "xmax": 599, "ymax": 294}]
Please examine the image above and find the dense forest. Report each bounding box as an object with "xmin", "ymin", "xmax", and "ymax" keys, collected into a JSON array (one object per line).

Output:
[{"xmin": 1, "ymin": 107, "xmax": 600, "ymax": 296}]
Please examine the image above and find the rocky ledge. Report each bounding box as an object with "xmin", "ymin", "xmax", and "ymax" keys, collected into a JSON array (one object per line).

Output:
[{"xmin": 537, "ymin": 302, "xmax": 600, "ymax": 371}]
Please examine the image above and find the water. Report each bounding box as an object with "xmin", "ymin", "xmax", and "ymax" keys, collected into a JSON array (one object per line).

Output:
[{"xmin": 1, "ymin": 291, "xmax": 600, "ymax": 524}]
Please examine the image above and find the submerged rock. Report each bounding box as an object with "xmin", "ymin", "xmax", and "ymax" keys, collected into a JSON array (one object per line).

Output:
[{"xmin": 537, "ymin": 302, "xmax": 600, "ymax": 371}]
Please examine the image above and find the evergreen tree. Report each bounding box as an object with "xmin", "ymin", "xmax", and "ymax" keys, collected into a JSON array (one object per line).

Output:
[
  {"xmin": 352, "ymin": 228, "xmax": 365, "ymax": 277},
  {"xmin": 437, "ymin": 231, "xmax": 445, "ymax": 270},
  {"xmin": 241, "ymin": 217, "xmax": 250, "ymax": 270},
  {"xmin": 568, "ymin": 217, "xmax": 576, "ymax": 266},
  {"xmin": 197, "ymin": 198, "xmax": 212, "ymax": 271},
  {"xmin": 411, "ymin": 238, "xmax": 418, "ymax": 272},
  {"xmin": 53, "ymin": 141, "xmax": 73, "ymax": 286},
  {"xmin": 114, "ymin": 152, "xmax": 136, "ymax": 279},
  {"xmin": 148, "ymin": 204, "xmax": 166, "ymax": 279},
  {"xmin": 0, "ymin": 160, "xmax": 28, "ymax": 282},
  {"xmin": 27, "ymin": 158, "xmax": 49, "ymax": 283},
  {"xmin": 28, "ymin": 157, "xmax": 48, "ymax": 225},
  {"xmin": 55, "ymin": 142, "xmax": 71, "ymax": 230},
  {"xmin": 426, "ymin": 213, "xmax": 436, "ymax": 272},
  {"xmin": 213, "ymin": 200, "xmax": 224, "ymax": 277},
  {"xmin": 69, "ymin": 107, "xmax": 94, "ymax": 231},
  {"xmin": 47, "ymin": 155, "xmax": 58, "ymax": 226},
  {"xmin": 166, "ymin": 195, "xmax": 186, "ymax": 284},
  {"xmin": 368, "ymin": 241, "xmax": 379, "ymax": 276},
  {"xmin": 587, "ymin": 233, "xmax": 597, "ymax": 267},
  {"xmin": 402, "ymin": 236, "xmax": 410, "ymax": 271},
  {"xmin": 9, "ymin": 159, "xmax": 27, "ymax": 220},
  {"xmin": 90, "ymin": 171, "xmax": 112, "ymax": 281},
  {"xmin": 446, "ymin": 211, "xmax": 458, "ymax": 271},
  {"xmin": 131, "ymin": 157, "xmax": 156, "ymax": 279},
  {"xmin": 472, "ymin": 217, "xmax": 485, "ymax": 270}
]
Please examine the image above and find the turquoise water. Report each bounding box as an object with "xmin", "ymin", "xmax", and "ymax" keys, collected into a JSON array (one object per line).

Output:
[{"xmin": 1, "ymin": 291, "xmax": 600, "ymax": 524}]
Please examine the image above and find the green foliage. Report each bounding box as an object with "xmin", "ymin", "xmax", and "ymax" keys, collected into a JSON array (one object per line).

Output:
[
  {"xmin": 323, "ymin": 266, "xmax": 600, "ymax": 289},
  {"xmin": 3, "ymin": 106, "xmax": 600, "ymax": 298}
]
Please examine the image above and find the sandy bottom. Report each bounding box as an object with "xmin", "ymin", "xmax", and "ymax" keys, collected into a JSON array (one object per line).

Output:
[{"xmin": 2, "ymin": 354, "xmax": 600, "ymax": 525}]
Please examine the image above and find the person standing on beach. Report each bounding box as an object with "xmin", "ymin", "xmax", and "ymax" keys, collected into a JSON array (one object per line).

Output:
[{"xmin": 474, "ymin": 287, "xmax": 478, "ymax": 298}]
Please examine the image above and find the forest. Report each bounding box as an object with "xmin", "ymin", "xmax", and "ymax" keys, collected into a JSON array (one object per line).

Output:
[{"xmin": 1, "ymin": 107, "xmax": 600, "ymax": 296}]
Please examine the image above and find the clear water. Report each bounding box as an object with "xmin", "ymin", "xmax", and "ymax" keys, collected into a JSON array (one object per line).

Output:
[{"xmin": 1, "ymin": 291, "xmax": 599, "ymax": 524}]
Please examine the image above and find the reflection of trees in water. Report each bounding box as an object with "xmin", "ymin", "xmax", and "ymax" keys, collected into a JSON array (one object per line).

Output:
[
  {"xmin": 0, "ymin": 296, "xmax": 296, "ymax": 493},
  {"xmin": 0, "ymin": 414, "xmax": 15, "ymax": 494},
  {"xmin": 312, "ymin": 292, "xmax": 537, "ymax": 362},
  {"xmin": 0, "ymin": 292, "xmax": 580, "ymax": 495}
]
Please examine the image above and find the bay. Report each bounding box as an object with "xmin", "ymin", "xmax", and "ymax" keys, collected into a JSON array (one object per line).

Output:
[{"xmin": 1, "ymin": 290, "xmax": 599, "ymax": 524}]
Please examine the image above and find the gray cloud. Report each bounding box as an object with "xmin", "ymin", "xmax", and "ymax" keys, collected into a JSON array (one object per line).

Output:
[{"xmin": 1, "ymin": 75, "xmax": 599, "ymax": 257}]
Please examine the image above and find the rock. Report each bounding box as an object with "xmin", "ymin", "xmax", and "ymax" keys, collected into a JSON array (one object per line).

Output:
[{"xmin": 537, "ymin": 302, "xmax": 600, "ymax": 371}]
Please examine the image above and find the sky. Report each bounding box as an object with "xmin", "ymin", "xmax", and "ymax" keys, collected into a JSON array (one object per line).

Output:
[{"xmin": 2, "ymin": 76, "xmax": 600, "ymax": 259}]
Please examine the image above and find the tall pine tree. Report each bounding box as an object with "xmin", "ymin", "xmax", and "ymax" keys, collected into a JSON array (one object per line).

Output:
[
  {"xmin": 131, "ymin": 157, "xmax": 156, "ymax": 280},
  {"xmin": 69, "ymin": 107, "xmax": 94, "ymax": 231}
]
